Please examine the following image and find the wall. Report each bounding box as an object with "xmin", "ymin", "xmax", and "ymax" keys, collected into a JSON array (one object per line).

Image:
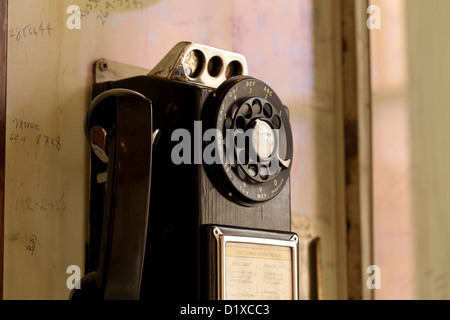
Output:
[
  {"xmin": 370, "ymin": 0, "xmax": 414, "ymax": 299},
  {"xmin": 406, "ymin": 0, "xmax": 450, "ymax": 300}
]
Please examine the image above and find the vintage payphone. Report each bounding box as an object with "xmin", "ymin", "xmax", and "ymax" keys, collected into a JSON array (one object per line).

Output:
[{"xmin": 71, "ymin": 42, "xmax": 298, "ymax": 300}]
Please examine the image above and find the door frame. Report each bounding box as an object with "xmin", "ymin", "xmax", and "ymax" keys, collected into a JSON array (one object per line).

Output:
[
  {"xmin": 0, "ymin": 0, "xmax": 8, "ymax": 301},
  {"xmin": 337, "ymin": 0, "xmax": 374, "ymax": 300}
]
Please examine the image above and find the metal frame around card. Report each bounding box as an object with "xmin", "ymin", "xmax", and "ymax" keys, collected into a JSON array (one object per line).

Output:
[{"xmin": 213, "ymin": 227, "xmax": 299, "ymax": 300}]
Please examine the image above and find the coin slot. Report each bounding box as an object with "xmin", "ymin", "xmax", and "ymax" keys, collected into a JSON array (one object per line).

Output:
[
  {"xmin": 225, "ymin": 60, "xmax": 244, "ymax": 78},
  {"xmin": 184, "ymin": 49, "xmax": 205, "ymax": 78},
  {"xmin": 207, "ymin": 56, "xmax": 224, "ymax": 77}
]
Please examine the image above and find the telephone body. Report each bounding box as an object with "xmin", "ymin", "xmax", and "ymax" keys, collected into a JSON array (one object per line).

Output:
[{"xmin": 72, "ymin": 42, "xmax": 298, "ymax": 300}]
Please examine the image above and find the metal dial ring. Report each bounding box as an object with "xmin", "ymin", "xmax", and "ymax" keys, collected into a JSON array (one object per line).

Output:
[{"xmin": 203, "ymin": 76, "xmax": 293, "ymax": 206}]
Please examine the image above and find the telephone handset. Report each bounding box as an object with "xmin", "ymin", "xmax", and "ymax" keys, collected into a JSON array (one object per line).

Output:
[
  {"xmin": 73, "ymin": 42, "xmax": 297, "ymax": 300},
  {"xmin": 70, "ymin": 89, "xmax": 153, "ymax": 299}
]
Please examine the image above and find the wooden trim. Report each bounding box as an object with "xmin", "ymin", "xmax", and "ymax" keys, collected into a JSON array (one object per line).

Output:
[
  {"xmin": 0, "ymin": 0, "xmax": 8, "ymax": 301},
  {"xmin": 354, "ymin": 0, "xmax": 373, "ymax": 301},
  {"xmin": 340, "ymin": 0, "xmax": 373, "ymax": 300},
  {"xmin": 330, "ymin": 0, "xmax": 349, "ymax": 300}
]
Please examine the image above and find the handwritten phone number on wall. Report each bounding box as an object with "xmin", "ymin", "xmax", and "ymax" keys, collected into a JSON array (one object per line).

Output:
[
  {"xmin": 80, "ymin": 0, "xmax": 144, "ymax": 14},
  {"xmin": 9, "ymin": 22, "xmax": 55, "ymax": 42},
  {"xmin": 16, "ymin": 194, "xmax": 66, "ymax": 214},
  {"xmin": 9, "ymin": 133, "xmax": 62, "ymax": 150},
  {"xmin": 78, "ymin": 0, "xmax": 144, "ymax": 26}
]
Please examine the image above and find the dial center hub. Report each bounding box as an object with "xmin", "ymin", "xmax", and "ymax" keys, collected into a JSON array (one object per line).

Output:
[{"xmin": 252, "ymin": 119, "xmax": 275, "ymax": 159}]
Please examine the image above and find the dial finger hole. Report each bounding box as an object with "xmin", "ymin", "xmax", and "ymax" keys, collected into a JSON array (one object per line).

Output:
[
  {"xmin": 240, "ymin": 104, "xmax": 252, "ymax": 119},
  {"xmin": 236, "ymin": 148, "xmax": 249, "ymax": 165},
  {"xmin": 259, "ymin": 165, "xmax": 269, "ymax": 181},
  {"xmin": 235, "ymin": 115, "xmax": 247, "ymax": 131},
  {"xmin": 225, "ymin": 116, "xmax": 233, "ymax": 129},
  {"xmin": 268, "ymin": 159, "xmax": 280, "ymax": 175},
  {"xmin": 248, "ymin": 164, "xmax": 258, "ymax": 178},
  {"xmin": 252, "ymin": 99, "xmax": 262, "ymax": 115},
  {"xmin": 237, "ymin": 165, "xmax": 247, "ymax": 180},
  {"xmin": 263, "ymin": 103, "xmax": 273, "ymax": 118},
  {"xmin": 230, "ymin": 103, "xmax": 239, "ymax": 119},
  {"xmin": 272, "ymin": 115, "xmax": 281, "ymax": 129}
]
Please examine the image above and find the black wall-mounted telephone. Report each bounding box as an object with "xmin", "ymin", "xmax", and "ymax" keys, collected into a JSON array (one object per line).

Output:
[{"xmin": 71, "ymin": 42, "xmax": 297, "ymax": 300}]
